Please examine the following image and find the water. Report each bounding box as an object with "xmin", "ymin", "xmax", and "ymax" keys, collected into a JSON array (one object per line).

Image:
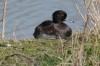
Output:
[{"xmin": 0, "ymin": 0, "xmax": 85, "ymax": 39}]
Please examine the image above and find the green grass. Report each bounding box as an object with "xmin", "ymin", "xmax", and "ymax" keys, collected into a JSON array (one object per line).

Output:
[{"xmin": 0, "ymin": 37, "xmax": 100, "ymax": 66}]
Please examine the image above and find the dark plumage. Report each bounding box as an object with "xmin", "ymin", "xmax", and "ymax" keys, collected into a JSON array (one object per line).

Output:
[{"xmin": 33, "ymin": 10, "xmax": 72, "ymax": 39}]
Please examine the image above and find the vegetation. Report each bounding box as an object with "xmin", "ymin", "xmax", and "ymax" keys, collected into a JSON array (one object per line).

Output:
[
  {"xmin": 0, "ymin": 34, "xmax": 100, "ymax": 66},
  {"xmin": 0, "ymin": 0, "xmax": 100, "ymax": 66}
]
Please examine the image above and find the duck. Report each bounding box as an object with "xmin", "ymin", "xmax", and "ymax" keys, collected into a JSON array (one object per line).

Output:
[{"xmin": 33, "ymin": 10, "xmax": 72, "ymax": 39}]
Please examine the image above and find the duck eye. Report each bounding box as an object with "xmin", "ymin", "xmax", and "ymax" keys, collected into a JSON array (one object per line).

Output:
[{"xmin": 61, "ymin": 14, "xmax": 64, "ymax": 16}]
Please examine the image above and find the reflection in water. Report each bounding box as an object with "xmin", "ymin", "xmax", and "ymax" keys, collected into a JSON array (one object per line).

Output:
[{"xmin": 0, "ymin": 0, "xmax": 84, "ymax": 39}]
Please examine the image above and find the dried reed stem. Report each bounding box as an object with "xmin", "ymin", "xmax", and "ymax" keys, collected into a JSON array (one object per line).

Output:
[
  {"xmin": 84, "ymin": 0, "xmax": 100, "ymax": 36},
  {"xmin": 2, "ymin": 0, "xmax": 7, "ymax": 40}
]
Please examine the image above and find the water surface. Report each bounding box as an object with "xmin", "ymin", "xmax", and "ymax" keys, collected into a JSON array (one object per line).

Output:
[{"xmin": 0, "ymin": 0, "xmax": 85, "ymax": 39}]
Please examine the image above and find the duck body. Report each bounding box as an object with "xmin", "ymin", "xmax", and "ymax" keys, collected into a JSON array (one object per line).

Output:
[{"xmin": 33, "ymin": 10, "xmax": 72, "ymax": 39}]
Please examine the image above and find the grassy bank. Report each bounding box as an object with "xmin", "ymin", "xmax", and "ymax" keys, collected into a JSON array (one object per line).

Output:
[
  {"xmin": 0, "ymin": 34, "xmax": 100, "ymax": 66},
  {"xmin": 0, "ymin": 0, "xmax": 100, "ymax": 66}
]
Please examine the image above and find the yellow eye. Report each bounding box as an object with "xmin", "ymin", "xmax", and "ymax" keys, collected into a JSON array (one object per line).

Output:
[{"xmin": 61, "ymin": 14, "xmax": 64, "ymax": 16}]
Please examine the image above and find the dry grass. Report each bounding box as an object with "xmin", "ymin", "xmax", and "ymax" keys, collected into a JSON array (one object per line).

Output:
[
  {"xmin": 0, "ymin": 0, "xmax": 100, "ymax": 66},
  {"xmin": 0, "ymin": 34, "xmax": 99, "ymax": 66},
  {"xmin": 72, "ymin": 0, "xmax": 100, "ymax": 66},
  {"xmin": 84, "ymin": 0, "xmax": 100, "ymax": 37}
]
